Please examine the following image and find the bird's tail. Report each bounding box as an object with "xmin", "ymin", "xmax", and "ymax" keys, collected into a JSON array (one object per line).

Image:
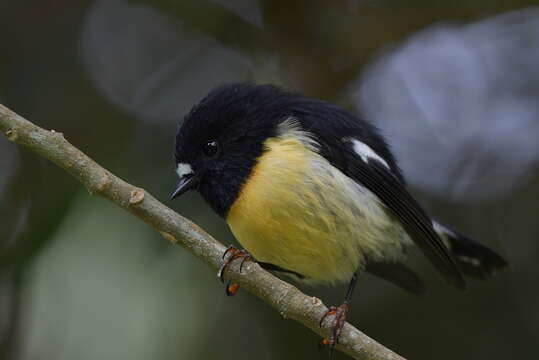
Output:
[{"xmin": 432, "ymin": 221, "xmax": 508, "ymax": 279}]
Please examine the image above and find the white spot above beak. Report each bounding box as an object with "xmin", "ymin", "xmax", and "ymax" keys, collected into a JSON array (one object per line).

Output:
[{"xmin": 176, "ymin": 163, "xmax": 193, "ymax": 178}]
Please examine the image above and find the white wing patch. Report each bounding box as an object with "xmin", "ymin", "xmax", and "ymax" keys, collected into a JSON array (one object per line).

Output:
[
  {"xmin": 432, "ymin": 220, "xmax": 455, "ymax": 250},
  {"xmin": 176, "ymin": 163, "xmax": 193, "ymax": 178},
  {"xmin": 349, "ymin": 139, "xmax": 390, "ymax": 169},
  {"xmin": 432, "ymin": 220, "xmax": 456, "ymax": 238}
]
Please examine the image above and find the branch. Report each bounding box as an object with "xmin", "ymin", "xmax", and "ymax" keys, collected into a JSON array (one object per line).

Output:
[{"xmin": 0, "ymin": 103, "xmax": 406, "ymax": 360}]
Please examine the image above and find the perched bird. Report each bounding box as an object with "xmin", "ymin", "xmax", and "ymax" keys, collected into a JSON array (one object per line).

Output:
[{"xmin": 171, "ymin": 83, "xmax": 507, "ymax": 349}]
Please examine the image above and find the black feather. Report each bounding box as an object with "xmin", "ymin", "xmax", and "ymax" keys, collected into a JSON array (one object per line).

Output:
[
  {"xmin": 340, "ymin": 154, "xmax": 466, "ymax": 290},
  {"xmin": 365, "ymin": 261, "xmax": 426, "ymax": 294},
  {"xmin": 176, "ymin": 83, "xmax": 506, "ymax": 291},
  {"xmin": 433, "ymin": 221, "xmax": 508, "ymax": 279}
]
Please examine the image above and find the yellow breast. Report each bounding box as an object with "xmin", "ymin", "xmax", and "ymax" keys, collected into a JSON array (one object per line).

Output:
[{"xmin": 226, "ymin": 130, "xmax": 407, "ymax": 284}]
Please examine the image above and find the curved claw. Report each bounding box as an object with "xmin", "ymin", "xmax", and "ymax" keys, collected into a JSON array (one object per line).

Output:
[
  {"xmin": 217, "ymin": 261, "xmax": 228, "ymax": 283},
  {"xmin": 217, "ymin": 246, "xmax": 253, "ymax": 296},
  {"xmin": 319, "ymin": 303, "xmax": 349, "ymax": 353},
  {"xmin": 319, "ymin": 306, "xmax": 337, "ymax": 327},
  {"xmin": 222, "ymin": 245, "xmax": 235, "ymax": 260},
  {"xmin": 218, "ymin": 246, "xmax": 240, "ymax": 283},
  {"xmin": 239, "ymin": 254, "xmax": 253, "ymax": 272}
]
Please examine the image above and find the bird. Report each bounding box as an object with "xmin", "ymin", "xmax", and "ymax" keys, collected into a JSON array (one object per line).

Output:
[{"xmin": 170, "ymin": 83, "xmax": 508, "ymax": 352}]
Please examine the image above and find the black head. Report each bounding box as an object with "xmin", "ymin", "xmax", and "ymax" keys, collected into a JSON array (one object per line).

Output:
[
  {"xmin": 171, "ymin": 83, "xmax": 400, "ymax": 217},
  {"xmin": 172, "ymin": 83, "xmax": 296, "ymax": 216}
]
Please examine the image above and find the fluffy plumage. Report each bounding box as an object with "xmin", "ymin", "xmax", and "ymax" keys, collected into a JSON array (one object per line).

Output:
[
  {"xmin": 173, "ymin": 83, "xmax": 507, "ymax": 291},
  {"xmin": 227, "ymin": 121, "xmax": 411, "ymax": 284}
]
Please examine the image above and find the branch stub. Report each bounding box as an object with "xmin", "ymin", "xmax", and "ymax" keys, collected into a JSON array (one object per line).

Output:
[{"xmin": 129, "ymin": 188, "xmax": 145, "ymax": 205}]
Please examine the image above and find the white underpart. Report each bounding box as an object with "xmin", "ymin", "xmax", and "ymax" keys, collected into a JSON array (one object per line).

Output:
[
  {"xmin": 176, "ymin": 163, "xmax": 193, "ymax": 178},
  {"xmin": 349, "ymin": 139, "xmax": 390, "ymax": 169}
]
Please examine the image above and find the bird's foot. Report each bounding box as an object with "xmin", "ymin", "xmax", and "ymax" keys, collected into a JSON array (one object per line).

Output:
[
  {"xmin": 319, "ymin": 302, "xmax": 349, "ymax": 354},
  {"xmin": 217, "ymin": 245, "xmax": 253, "ymax": 296}
]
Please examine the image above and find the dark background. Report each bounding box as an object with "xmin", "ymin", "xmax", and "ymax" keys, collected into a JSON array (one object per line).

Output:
[{"xmin": 1, "ymin": 1, "xmax": 538, "ymax": 359}]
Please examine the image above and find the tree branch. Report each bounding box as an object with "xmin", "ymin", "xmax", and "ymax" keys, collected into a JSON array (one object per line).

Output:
[{"xmin": 0, "ymin": 103, "xmax": 406, "ymax": 360}]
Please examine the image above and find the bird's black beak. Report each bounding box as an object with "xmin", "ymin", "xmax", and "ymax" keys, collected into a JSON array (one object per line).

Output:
[{"xmin": 170, "ymin": 174, "xmax": 199, "ymax": 200}]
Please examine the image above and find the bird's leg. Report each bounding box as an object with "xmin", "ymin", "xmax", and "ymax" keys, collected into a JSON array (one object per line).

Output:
[
  {"xmin": 218, "ymin": 249, "xmax": 307, "ymax": 296},
  {"xmin": 320, "ymin": 272, "xmax": 359, "ymax": 356},
  {"xmin": 217, "ymin": 245, "xmax": 253, "ymax": 296}
]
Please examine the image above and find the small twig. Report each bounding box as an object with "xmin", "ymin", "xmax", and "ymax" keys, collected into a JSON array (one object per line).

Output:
[{"xmin": 0, "ymin": 103, "xmax": 406, "ymax": 360}]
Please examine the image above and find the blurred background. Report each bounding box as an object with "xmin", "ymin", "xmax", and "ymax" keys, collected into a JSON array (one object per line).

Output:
[{"xmin": 1, "ymin": 1, "xmax": 538, "ymax": 359}]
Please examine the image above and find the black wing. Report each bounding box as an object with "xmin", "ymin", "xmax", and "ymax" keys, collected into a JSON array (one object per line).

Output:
[
  {"xmin": 287, "ymin": 94, "xmax": 464, "ymax": 289},
  {"xmin": 318, "ymin": 135, "xmax": 465, "ymax": 290}
]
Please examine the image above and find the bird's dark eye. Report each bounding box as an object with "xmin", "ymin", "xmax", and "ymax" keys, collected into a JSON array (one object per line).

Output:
[{"xmin": 202, "ymin": 140, "xmax": 219, "ymax": 157}]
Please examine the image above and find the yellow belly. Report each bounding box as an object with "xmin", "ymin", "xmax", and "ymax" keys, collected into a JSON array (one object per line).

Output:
[{"xmin": 226, "ymin": 131, "xmax": 408, "ymax": 285}]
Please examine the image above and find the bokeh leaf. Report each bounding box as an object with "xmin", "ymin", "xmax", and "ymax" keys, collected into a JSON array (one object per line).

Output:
[{"xmin": 353, "ymin": 8, "xmax": 539, "ymax": 202}]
